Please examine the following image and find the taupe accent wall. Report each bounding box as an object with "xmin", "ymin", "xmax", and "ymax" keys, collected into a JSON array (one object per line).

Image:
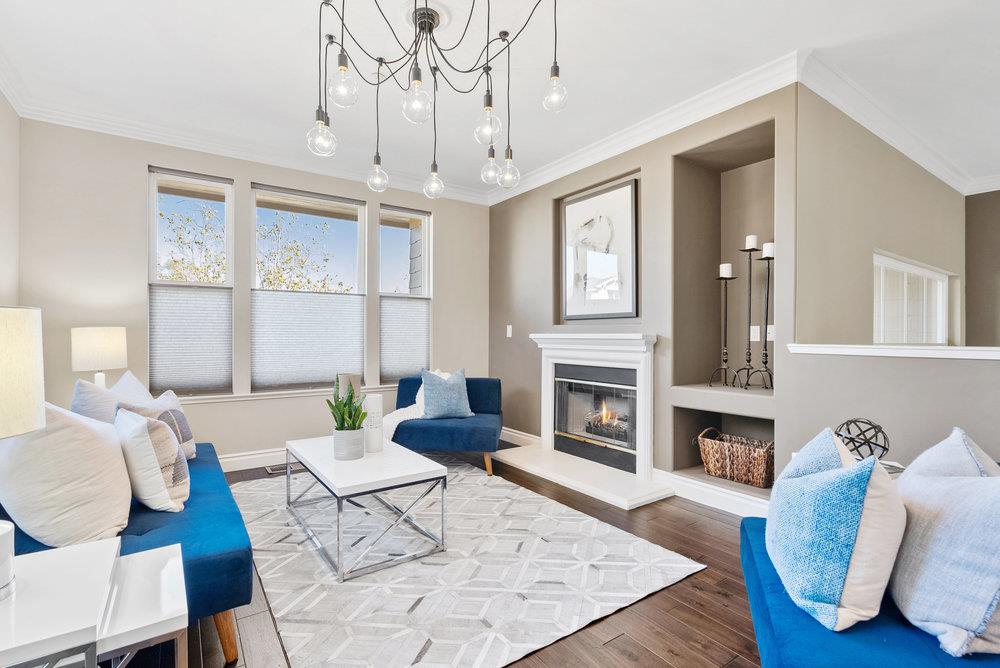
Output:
[
  {"xmin": 965, "ymin": 190, "xmax": 1000, "ymax": 346},
  {"xmin": 0, "ymin": 90, "xmax": 18, "ymax": 305},
  {"xmin": 779, "ymin": 86, "xmax": 999, "ymax": 465},
  {"xmin": 489, "ymin": 82, "xmax": 1000, "ymax": 471},
  {"xmin": 17, "ymin": 120, "xmax": 490, "ymax": 459},
  {"xmin": 795, "ymin": 86, "xmax": 966, "ymax": 346},
  {"xmin": 489, "ymin": 86, "xmax": 798, "ymax": 471}
]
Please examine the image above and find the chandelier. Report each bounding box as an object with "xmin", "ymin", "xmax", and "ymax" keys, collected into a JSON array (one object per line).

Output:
[{"xmin": 306, "ymin": 0, "xmax": 567, "ymax": 199}]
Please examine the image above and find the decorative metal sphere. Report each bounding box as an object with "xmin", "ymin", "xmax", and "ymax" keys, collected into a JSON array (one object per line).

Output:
[{"xmin": 835, "ymin": 418, "xmax": 890, "ymax": 459}]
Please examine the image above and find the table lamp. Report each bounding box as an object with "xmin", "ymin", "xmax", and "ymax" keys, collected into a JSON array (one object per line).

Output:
[
  {"xmin": 0, "ymin": 306, "xmax": 47, "ymax": 602},
  {"xmin": 71, "ymin": 326, "xmax": 127, "ymax": 388}
]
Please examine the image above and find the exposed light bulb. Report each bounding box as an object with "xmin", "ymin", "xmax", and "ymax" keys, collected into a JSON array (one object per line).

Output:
[
  {"xmin": 473, "ymin": 104, "xmax": 502, "ymax": 145},
  {"xmin": 423, "ymin": 163, "xmax": 445, "ymax": 199},
  {"xmin": 402, "ymin": 80, "xmax": 432, "ymax": 124},
  {"xmin": 328, "ymin": 66, "xmax": 359, "ymax": 109},
  {"xmin": 481, "ymin": 148, "xmax": 502, "ymax": 184},
  {"xmin": 305, "ymin": 115, "xmax": 337, "ymax": 157},
  {"xmin": 366, "ymin": 155, "xmax": 389, "ymax": 192},
  {"xmin": 542, "ymin": 63, "xmax": 568, "ymax": 113},
  {"xmin": 497, "ymin": 147, "xmax": 520, "ymax": 189}
]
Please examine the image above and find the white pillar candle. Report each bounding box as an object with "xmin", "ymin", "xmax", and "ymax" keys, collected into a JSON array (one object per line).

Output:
[
  {"xmin": 745, "ymin": 234, "xmax": 758, "ymax": 250},
  {"xmin": 761, "ymin": 242, "xmax": 775, "ymax": 258},
  {"xmin": 363, "ymin": 394, "xmax": 384, "ymax": 453},
  {"xmin": 0, "ymin": 520, "xmax": 14, "ymax": 600},
  {"xmin": 719, "ymin": 263, "xmax": 733, "ymax": 278}
]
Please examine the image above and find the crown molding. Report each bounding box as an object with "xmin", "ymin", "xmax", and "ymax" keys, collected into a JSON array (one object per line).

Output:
[
  {"xmin": 486, "ymin": 51, "xmax": 802, "ymax": 206},
  {"xmin": 963, "ymin": 174, "xmax": 1000, "ymax": 196},
  {"xmin": 797, "ymin": 53, "xmax": 971, "ymax": 194},
  {"xmin": 3, "ymin": 73, "xmax": 488, "ymax": 206}
]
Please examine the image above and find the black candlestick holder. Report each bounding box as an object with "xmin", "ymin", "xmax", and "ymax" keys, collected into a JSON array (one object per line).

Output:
[
  {"xmin": 746, "ymin": 256, "xmax": 774, "ymax": 390},
  {"xmin": 732, "ymin": 246, "xmax": 759, "ymax": 389},
  {"xmin": 709, "ymin": 275, "xmax": 738, "ymax": 387}
]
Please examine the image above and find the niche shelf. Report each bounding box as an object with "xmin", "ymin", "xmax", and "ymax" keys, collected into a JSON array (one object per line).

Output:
[{"xmin": 670, "ymin": 383, "xmax": 774, "ymax": 420}]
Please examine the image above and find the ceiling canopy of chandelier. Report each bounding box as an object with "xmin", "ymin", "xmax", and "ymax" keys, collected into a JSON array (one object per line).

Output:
[{"xmin": 307, "ymin": 0, "xmax": 567, "ymax": 199}]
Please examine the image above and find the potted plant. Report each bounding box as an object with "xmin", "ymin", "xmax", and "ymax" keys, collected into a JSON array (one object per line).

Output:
[{"xmin": 326, "ymin": 377, "xmax": 368, "ymax": 461}]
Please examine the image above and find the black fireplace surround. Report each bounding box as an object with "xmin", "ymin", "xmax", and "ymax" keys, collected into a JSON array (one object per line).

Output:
[{"xmin": 553, "ymin": 363, "xmax": 637, "ymax": 473}]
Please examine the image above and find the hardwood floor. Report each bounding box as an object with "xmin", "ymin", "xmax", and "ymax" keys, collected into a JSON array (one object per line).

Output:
[{"xmin": 205, "ymin": 453, "xmax": 760, "ymax": 668}]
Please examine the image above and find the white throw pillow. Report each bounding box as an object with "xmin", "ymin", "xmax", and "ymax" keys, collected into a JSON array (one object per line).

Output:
[
  {"xmin": 890, "ymin": 428, "xmax": 1000, "ymax": 657},
  {"xmin": 117, "ymin": 391, "xmax": 196, "ymax": 460},
  {"xmin": 70, "ymin": 371, "xmax": 154, "ymax": 423},
  {"xmin": 0, "ymin": 404, "xmax": 131, "ymax": 547},
  {"xmin": 115, "ymin": 410, "xmax": 190, "ymax": 512}
]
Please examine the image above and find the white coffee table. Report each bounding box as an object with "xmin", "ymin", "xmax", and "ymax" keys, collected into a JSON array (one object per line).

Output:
[{"xmin": 285, "ymin": 437, "xmax": 447, "ymax": 582}]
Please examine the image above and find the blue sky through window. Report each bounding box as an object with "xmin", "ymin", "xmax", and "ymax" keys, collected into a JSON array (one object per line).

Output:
[
  {"xmin": 255, "ymin": 207, "xmax": 358, "ymax": 293},
  {"xmin": 380, "ymin": 224, "xmax": 412, "ymax": 294},
  {"xmin": 156, "ymin": 193, "xmax": 227, "ymax": 283}
]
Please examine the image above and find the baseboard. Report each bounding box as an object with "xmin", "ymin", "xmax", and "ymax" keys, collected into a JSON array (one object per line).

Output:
[
  {"xmin": 654, "ymin": 469, "xmax": 769, "ymax": 518},
  {"xmin": 500, "ymin": 427, "xmax": 542, "ymax": 448},
  {"xmin": 217, "ymin": 446, "xmax": 288, "ymax": 473}
]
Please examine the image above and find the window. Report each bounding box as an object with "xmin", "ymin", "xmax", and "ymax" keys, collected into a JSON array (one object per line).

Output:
[
  {"xmin": 250, "ymin": 184, "xmax": 365, "ymax": 391},
  {"xmin": 873, "ymin": 253, "xmax": 949, "ymax": 345},
  {"xmin": 148, "ymin": 168, "xmax": 234, "ymax": 395},
  {"xmin": 379, "ymin": 206, "xmax": 430, "ymax": 382}
]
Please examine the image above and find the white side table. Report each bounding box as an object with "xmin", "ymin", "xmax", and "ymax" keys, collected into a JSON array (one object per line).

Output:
[
  {"xmin": 0, "ymin": 538, "xmax": 120, "ymax": 668},
  {"xmin": 98, "ymin": 544, "xmax": 188, "ymax": 668}
]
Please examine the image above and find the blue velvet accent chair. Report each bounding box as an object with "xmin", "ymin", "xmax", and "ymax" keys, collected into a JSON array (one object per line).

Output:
[
  {"xmin": 394, "ymin": 375, "xmax": 502, "ymax": 474},
  {"xmin": 740, "ymin": 517, "xmax": 1000, "ymax": 667},
  {"xmin": 0, "ymin": 443, "xmax": 252, "ymax": 663}
]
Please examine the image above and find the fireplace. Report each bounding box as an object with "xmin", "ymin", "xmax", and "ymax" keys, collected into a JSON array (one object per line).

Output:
[{"xmin": 554, "ymin": 364, "xmax": 637, "ymax": 473}]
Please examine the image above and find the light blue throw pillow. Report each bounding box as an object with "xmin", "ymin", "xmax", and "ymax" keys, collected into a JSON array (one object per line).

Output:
[
  {"xmin": 766, "ymin": 428, "xmax": 905, "ymax": 631},
  {"xmin": 890, "ymin": 428, "xmax": 1000, "ymax": 657},
  {"xmin": 421, "ymin": 369, "xmax": 474, "ymax": 419}
]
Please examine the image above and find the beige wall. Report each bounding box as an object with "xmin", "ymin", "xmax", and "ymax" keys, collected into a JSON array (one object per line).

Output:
[
  {"xmin": 966, "ymin": 190, "xmax": 1000, "ymax": 346},
  {"xmin": 795, "ymin": 86, "xmax": 966, "ymax": 345},
  {"xmin": 0, "ymin": 90, "xmax": 17, "ymax": 305},
  {"xmin": 780, "ymin": 85, "xmax": 1000, "ymax": 465},
  {"xmin": 18, "ymin": 120, "xmax": 489, "ymax": 459},
  {"xmin": 489, "ymin": 86, "xmax": 797, "ymax": 471}
]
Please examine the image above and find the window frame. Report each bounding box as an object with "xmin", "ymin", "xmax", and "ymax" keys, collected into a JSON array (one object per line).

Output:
[
  {"xmin": 251, "ymin": 183, "xmax": 367, "ymax": 297},
  {"xmin": 873, "ymin": 252, "xmax": 949, "ymax": 345},
  {"xmin": 148, "ymin": 169, "xmax": 236, "ymax": 289},
  {"xmin": 378, "ymin": 205, "xmax": 432, "ymax": 300}
]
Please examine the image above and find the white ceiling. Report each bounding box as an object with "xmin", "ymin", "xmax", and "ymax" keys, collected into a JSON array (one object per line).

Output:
[{"xmin": 1, "ymin": 1, "xmax": 998, "ymax": 204}]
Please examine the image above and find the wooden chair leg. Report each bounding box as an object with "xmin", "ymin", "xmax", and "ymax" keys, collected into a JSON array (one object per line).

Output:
[
  {"xmin": 483, "ymin": 452, "xmax": 493, "ymax": 476},
  {"xmin": 213, "ymin": 609, "xmax": 239, "ymax": 664}
]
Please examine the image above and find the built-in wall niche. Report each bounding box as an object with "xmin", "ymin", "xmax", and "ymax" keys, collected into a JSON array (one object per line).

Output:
[
  {"xmin": 672, "ymin": 406, "xmax": 774, "ymax": 500},
  {"xmin": 669, "ymin": 121, "xmax": 778, "ymax": 495},
  {"xmin": 672, "ymin": 121, "xmax": 776, "ymax": 390}
]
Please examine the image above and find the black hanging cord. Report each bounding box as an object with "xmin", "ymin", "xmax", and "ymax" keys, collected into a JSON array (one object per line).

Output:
[
  {"xmin": 432, "ymin": 68, "xmax": 439, "ymax": 166},
  {"xmin": 553, "ymin": 0, "xmax": 558, "ymax": 63},
  {"xmin": 317, "ymin": 2, "xmax": 325, "ymax": 109},
  {"xmin": 323, "ymin": 38, "xmax": 334, "ymax": 114},
  {"xmin": 505, "ymin": 39, "xmax": 512, "ymax": 150},
  {"xmin": 375, "ymin": 60, "xmax": 384, "ymax": 158},
  {"xmin": 340, "ymin": 0, "xmax": 345, "ymax": 47},
  {"xmin": 436, "ymin": 0, "xmax": 477, "ymax": 52}
]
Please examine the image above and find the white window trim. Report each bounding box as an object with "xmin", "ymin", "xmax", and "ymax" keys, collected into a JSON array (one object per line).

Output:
[
  {"xmin": 148, "ymin": 170, "xmax": 236, "ymax": 288},
  {"xmin": 872, "ymin": 252, "xmax": 949, "ymax": 345}
]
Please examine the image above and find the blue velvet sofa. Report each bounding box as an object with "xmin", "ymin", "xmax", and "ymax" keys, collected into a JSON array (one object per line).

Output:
[
  {"xmin": 740, "ymin": 517, "xmax": 1000, "ymax": 667},
  {"xmin": 0, "ymin": 443, "xmax": 252, "ymax": 663},
  {"xmin": 393, "ymin": 376, "xmax": 502, "ymax": 473}
]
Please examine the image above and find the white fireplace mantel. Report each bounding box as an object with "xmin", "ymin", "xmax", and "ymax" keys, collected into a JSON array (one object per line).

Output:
[{"xmin": 492, "ymin": 331, "xmax": 674, "ymax": 509}]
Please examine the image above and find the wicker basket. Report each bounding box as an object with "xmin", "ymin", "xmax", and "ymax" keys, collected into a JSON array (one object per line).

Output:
[{"xmin": 696, "ymin": 427, "xmax": 774, "ymax": 488}]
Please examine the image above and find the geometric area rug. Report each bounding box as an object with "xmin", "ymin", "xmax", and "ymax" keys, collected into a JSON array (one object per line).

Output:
[{"xmin": 231, "ymin": 456, "xmax": 704, "ymax": 667}]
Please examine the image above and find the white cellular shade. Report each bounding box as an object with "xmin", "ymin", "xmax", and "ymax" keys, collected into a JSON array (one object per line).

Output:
[
  {"xmin": 0, "ymin": 307, "xmax": 46, "ymax": 439},
  {"xmin": 71, "ymin": 326, "xmax": 127, "ymax": 372},
  {"xmin": 251, "ymin": 290, "xmax": 364, "ymax": 391},
  {"xmin": 149, "ymin": 285, "xmax": 233, "ymax": 394},
  {"xmin": 380, "ymin": 296, "xmax": 430, "ymax": 382}
]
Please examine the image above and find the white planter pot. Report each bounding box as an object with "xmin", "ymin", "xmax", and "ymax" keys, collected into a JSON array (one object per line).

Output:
[{"xmin": 332, "ymin": 429, "xmax": 365, "ymax": 461}]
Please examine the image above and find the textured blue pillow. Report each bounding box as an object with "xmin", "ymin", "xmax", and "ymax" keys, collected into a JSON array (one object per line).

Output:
[
  {"xmin": 766, "ymin": 428, "xmax": 905, "ymax": 631},
  {"xmin": 421, "ymin": 369, "xmax": 474, "ymax": 419}
]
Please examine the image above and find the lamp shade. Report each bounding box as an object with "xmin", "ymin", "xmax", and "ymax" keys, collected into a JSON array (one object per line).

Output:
[
  {"xmin": 71, "ymin": 327, "xmax": 127, "ymax": 372},
  {"xmin": 0, "ymin": 307, "xmax": 46, "ymax": 439}
]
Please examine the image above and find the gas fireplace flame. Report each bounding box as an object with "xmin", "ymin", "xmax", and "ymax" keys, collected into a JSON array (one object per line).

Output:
[{"xmin": 596, "ymin": 401, "xmax": 619, "ymax": 425}]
